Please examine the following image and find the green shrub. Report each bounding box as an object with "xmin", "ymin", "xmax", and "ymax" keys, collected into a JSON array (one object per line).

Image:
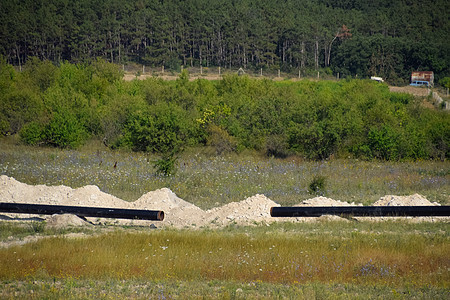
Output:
[
  {"xmin": 439, "ymin": 77, "xmax": 450, "ymax": 89},
  {"xmin": 19, "ymin": 122, "xmax": 44, "ymax": 145},
  {"xmin": 206, "ymin": 124, "xmax": 237, "ymax": 155},
  {"xmin": 426, "ymin": 111, "xmax": 450, "ymax": 160},
  {"xmin": 28, "ymin": 221, "xmax": 46, "ymax": 233},
  {"xmin": 1, "ymin": 58, "xmax": 447, "ymax": 161},
  {"xmin": 366, "ymin": 126, "xmax": 399, "ymax": 160},
  {"xmin": 308, "ymin": 175, "xmax": 327, "ymax": 196},
  {"xmin": 265, "ymin": 134, "xmax": 289, "ymax": 158},
  {"xmin": 120, "ymin": 111, "xmax": 155, "ymax": 152},
  {"xmin": 390, "ymin": 92, "xmax": 411, "ymax": 105},
  {"xmin": 0, "ymin": 89, "xmax": 43, "ymax": 135},
  {"xmin": 99, "ymin": 91, "xmax": 147, "ymax": 148},
  {"xmin": 153, "ymin": 153, "xmax": 178, "ymax": 176},
  {"xmin": 287, "ymin": 117, "xmax": 340, "ymax": 160},
  {"xmin": 120, "ymin": 102, "xmax": 192, "ymax": 175},
  {"xmin": 92, "ymin": 58, "xmax": 123, "ymax": 84},
  {"xmin": 44, "ymin": 111, "xmax": 88, "ymax": 149},
  {"xmin": 23, "ymin": 57, "xmax": 57, "ymax": 92},
  {"xmin": 121, "ymin": 102, "xmax": 190, "ymax": 154}
]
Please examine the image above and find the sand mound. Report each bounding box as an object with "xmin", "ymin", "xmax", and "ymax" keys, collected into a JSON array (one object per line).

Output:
[
  {"xmin": 71, "ymin": 185, "xmax": 131, "ymax": 208},
  {"xmin": 205, "ymin": 194, "xmax": 280, "ymax": 227},
  {"xmin": 134, "ymin": 188, "xmax": 201, "ymax": 211},
  {"xmin": 0, "ymin": 175, "xmax": 129, "ymax": 209},
  {"xmin": 295, "ymin": 196, "xmax": 360, "ymax": 207},
  {"xmin": 373, "ymin": 194, "xmax": 440, "ymax": 206},
  {"xmin": 133, "ymin": 188, "xmax": 204, "ymax": 228},
  {"xmin": 46, "ymin": 214, "xmax": 92, "ymax": 228},
  {"xmin": 0, "ymin": 175, "xmax": 72, "ymax": 206}
]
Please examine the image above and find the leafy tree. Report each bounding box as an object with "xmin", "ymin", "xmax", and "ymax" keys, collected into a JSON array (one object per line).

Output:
[
  {"xmin": 43, "ymin": 110, "xmax": 88, "ymax": 149},
  {"xmin": 22, "ymin": 57, "xmax": 58, "ymax": 92},
  {"xmin": 439, "ymin": 77, "xmax": 450, "ymax": 89},
  {"xmin": 120, "ymin": 101, "xmax": 191, "ymax": 175}
]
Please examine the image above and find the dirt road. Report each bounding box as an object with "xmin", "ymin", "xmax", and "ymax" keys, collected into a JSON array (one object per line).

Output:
[{"xmin": 388, "ymin": 86, "xmax": 430, "ymax": 97}]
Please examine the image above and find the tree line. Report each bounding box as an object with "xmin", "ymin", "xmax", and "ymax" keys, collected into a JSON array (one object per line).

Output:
[
  {"xmin": 1, "ymin": 58, "xmax": 448, "ymax": 165},
  {"xmin": 1, "ymin": 0, "xmax": 449, "ymax": 84}
]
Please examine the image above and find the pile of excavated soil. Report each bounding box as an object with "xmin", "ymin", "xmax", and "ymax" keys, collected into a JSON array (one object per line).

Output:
[
  {"xmin": 0, "ymin": 175, "xmax": 446, "ymax": 229},
  {"xmin": 132, "ymin": 188, "xmax": 204, "ymax": 228},
  {"xmin": 295, "ymin": 196, "xmax": 362, "ymax": 207},
  {"xmin": 374, "ymin": 194, "xmax": 440, "ymax": 206},
  {"xmin": 204, "ymin": 194, "xmax": 279, "ymax": 227}
]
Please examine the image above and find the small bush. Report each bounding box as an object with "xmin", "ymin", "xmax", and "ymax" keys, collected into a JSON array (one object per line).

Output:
[
  {"xmin": 23, "ymin": 57, "xmax": 57, "ymax": 92},
  {"xmin": 390, "ymin": 93, "xmax": 411, "ymax": 104},
  {"xmin": 44, "ymin": 111, "xmax": 88, "ymax": 149},
  {"xmin": 19, "ymin": 122, "xmax": 44, "ymax": 145},
  {"xmin": 207, "ymin": 124, "xmax": 237, "ymax": 155},
  {"xmin": 265, "ymin": 134, "xmax": 289, "ymax": 158},
  {"xmin": 308, "ymin": 175, "xmax": 327, "ymax": 196},
  {"xmin": 0, "ymin": 90, "xmax": 43, "ymax": 135},
  {"xmin": 29, "ymin": 221, "xmax": 46, "ymax": 233},
  {"xmin": 367, "ymin": 126, "xmax": 399, "ymax": 160},
  {"xmin": 153, "ymin": 153, "xmax": 178, "ymax": 176}
]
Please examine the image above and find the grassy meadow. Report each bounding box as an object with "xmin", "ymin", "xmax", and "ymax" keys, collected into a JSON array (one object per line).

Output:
[
  {"xmin": 0, "ymin": 221, "xmax": 449, "ymax": 299},
  {"xmin": 0, "ymin": 136, "xmax": 449, "ymax": 209},
  {"xmin": 0, "ymin": 138, "xmax": 449, "ymax": 298}
]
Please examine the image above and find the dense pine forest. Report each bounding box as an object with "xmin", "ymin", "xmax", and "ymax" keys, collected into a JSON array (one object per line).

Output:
[{"xmin": 1, "ymin": 0, "xmax": 449, "ymax": 83}]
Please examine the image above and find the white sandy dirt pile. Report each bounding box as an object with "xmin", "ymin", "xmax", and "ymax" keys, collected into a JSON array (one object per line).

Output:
[
  {"xmin": 132, "ymin": 188, "xmax": 204, "ymax": 228},
  {"xmin": 295, "ymin": 196, "xmax": 362, "ymax": 207},
  {"xmin": 374, "ymin": 194, "xmax": 440, "ymax": 206},
  {"xmin": 205, "ymin": 194, "xmax": 279, "ymax": 227},
  {"xmin": 0, "ymin": 176, "xmax": 130, "ymax": 208},
  {"xmin": 0, "ymin": 175, "xmax": 446, "ymax": 228}
]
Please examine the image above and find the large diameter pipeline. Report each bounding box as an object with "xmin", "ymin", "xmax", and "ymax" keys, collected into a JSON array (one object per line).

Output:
[
  {"xmin": 0, "ymin": 203, "xmax": 164, "ymax": 221},
  {"xmin": 270, "ymin": 206, "xmax": 450, "ymax": 218}
]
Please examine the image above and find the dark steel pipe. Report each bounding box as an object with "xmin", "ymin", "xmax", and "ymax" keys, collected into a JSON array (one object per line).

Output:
[
  {"xmin": 270, "ymin": 206, "xmax": 450, "ymax": 218},
  {"xmin": 0, "ymin": 203, "xmax": 164, "ymax": 221}
]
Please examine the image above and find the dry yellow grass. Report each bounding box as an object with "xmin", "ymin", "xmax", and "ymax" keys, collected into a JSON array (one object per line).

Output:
[{"xmin": 1, "ymin": 222, "xmax": 448, "ymax": 287}]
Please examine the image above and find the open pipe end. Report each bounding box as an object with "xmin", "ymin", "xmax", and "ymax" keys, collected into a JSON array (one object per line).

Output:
[
  {"xmin": 270, "ymin": 207, "xmax": 275, "ymax": 217},
  {"xmin": 157, "ymin": 211, "xmax": 165, "ymax": 221}
]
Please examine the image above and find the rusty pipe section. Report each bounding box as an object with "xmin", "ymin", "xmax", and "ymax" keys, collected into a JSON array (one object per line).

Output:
[
  {"xmin": 270, "ymin": 206, "xmax": 450, "ymax": 218},
  {"xmin": 0, "ymin": 203, "xmax": 164, "ymax": 221}
]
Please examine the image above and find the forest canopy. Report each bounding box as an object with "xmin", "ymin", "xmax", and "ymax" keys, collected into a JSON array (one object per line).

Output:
[{"xmin": 0, "ymin": 0, "xmax": 449, "ymax": 83}]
